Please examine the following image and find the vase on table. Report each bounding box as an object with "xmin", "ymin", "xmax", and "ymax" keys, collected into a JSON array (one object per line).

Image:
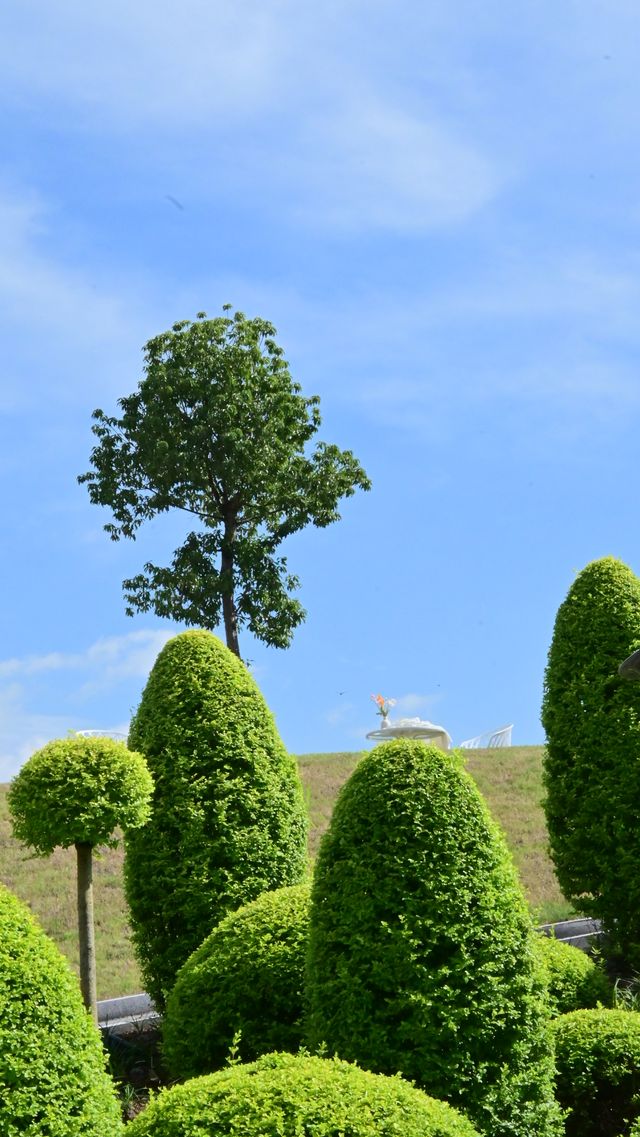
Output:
[{"xmin": 380, "ymin": 715, "xmax": 390, "ymax": 730}]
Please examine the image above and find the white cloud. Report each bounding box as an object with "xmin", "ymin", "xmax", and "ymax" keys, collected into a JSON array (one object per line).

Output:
[
  {"xmin": 394, "ymin": 692, "xmax": 442, "ymax": 716},
  {"xmin": 325, "ymin": 701, "xmax": 356, "ymax": 727},
  {"xmin": 0, "ymin": 186, "xmax": 145, "ymax": 408},
  {"xmin": 296, "ymin": 96, "xmax": 504, "ymax": 231},
  {"xmin": 0, "ymin": 1, "xmax": 286, "ymax": 128},
  {"xmin": 0, "ymin": 630, "xmax": 174, "ymax": 780},
  {"xmin": 0, "ymin": 630, "xmax": 172, "ymax": 684},
  {"xmin": 0, "ymin": 684, "xmax": 83, "ymax": 782}
]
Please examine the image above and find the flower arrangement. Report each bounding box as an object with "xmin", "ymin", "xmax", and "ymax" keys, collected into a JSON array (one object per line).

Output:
[{"xmin": 371, "ymin": 694, "xmax": 396, "ymax": 720}]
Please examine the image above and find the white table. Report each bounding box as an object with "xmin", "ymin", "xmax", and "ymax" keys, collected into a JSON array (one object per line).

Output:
[{"xmin": 366, "ymin": 717, "xmax": 452, "ymax": 750}]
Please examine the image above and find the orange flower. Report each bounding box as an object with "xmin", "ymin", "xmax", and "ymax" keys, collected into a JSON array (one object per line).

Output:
[{"xmin": 370, "ymin": 693, "xmax": 396, "ymax": 718}]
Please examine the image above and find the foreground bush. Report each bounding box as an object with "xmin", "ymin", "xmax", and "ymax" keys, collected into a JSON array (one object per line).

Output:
[
  {"xmin": 535, "ymin": 934, "xmax": 611, "ymax": 1016},
  {"xmin": 0, "ymin": 883, "xmax": 122, "ymax": 1136},
  {"xmin": 163, "ymin": 883, "xmax": 310, "ymax": 1078},
  {"xmin": 542, "ymin": 557, "xmax": 640, "ymax": 962},
  {"xmin": 124, "ymin": 630, "xmax": 308, "ymax": 1005},
  {"xmin": 306, "ymin": 740, "xmax": 562, "ymax": 1137},
  {"xmin": 552, "ymin": 1008, "xmax": 640, "ymax": 1137},
  {"xmin": 127, "ymin": 1052, "xmax": 480, "ymax": 1137}
]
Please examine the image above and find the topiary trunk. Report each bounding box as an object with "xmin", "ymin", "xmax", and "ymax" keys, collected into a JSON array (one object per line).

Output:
[{"xmin": 75, "ymin": 841, "xmax": 98, "ymax": 1023}]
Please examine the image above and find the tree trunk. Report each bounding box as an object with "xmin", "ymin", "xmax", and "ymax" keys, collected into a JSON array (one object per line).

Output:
[
  {"xmin": 221, "ymin": 518, "xmax": 241, "ymax": 657},
  {"xmin": 75, "ymin": 841, "xmax": 98, "ymax": 1024}
]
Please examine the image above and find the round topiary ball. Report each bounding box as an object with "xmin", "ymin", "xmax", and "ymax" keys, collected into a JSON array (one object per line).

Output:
[
  {"xmin": 0, "ymin": 882, "xmax": 122, "ymax": 1136},
  {"xmin": 305, "ymin": 739, "xmax": 562, "ymax": 1137},
  {"xmin": 535, "ymin": 934, "xmax": 612, "ymax": 1016},
  {"xmin": 8, "ymin": 734, "xmax": 153, "ymax": 854},
  {"xmin": 163, "ymin": 883, "xmax": 310, "ymax": 1079},
  {"xmin": 124, "ymin": 629, "xmax": 308, "ymax": 1007},
  {"xmin": 552, "ymin": 1008, "xmax": 640, "ymax": 1137},
  {"xmin": 126, "ymin": 1051, "xmax": 481, "ymax": 1137}
]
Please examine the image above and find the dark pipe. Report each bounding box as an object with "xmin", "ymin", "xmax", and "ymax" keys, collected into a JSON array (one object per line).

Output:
[{"xmin": 618, "ymin": 648, "xmax": 640, "ymax": 680}]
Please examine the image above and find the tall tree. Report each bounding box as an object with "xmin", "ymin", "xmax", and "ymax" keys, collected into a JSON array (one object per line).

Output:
[{"xmin": 79, "ymin": 308, "xmax": 371, "ymax": 656}]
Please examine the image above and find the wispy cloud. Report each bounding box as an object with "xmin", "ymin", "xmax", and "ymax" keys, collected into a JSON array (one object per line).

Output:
[
  {"xmin": 294, "ymin": 95, "xmax": 504, "ymax": 231},
  {"xmin": 0, "ymin": 185, "xmax": 145, "ymax": 409},
  {"xmin": 0, "ymin": 630, "xmax": 174, "ymax": 780},
  {"xmin": 325, "ymin": 700, "xmax": 356, "ymax": 727},
  {"xmin": 394, "ymin": 692, "xmax": 443, "ymax": 716},
  {"xmin": 0, "ymin": 2, "xmax": 285, "ymax": 129},
  {"xmin": 0, "ymin": 630, "xmax": 173, "ymax": 685}
]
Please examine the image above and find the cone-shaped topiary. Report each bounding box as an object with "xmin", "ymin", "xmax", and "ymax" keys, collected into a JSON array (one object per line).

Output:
[
  {"xmin": 534, "ymin": 934, "xmax": 611, "ymax": 1016},
  {"xmin": 552, "ymin": 1008, "xmax": 640, "ymax": 1137},
  {"xmin": 124, "ymin": 629, "xmax": 307, "ymax": 1005},
  {"xmin": 542, "ymin": 557, "xmax": 640, "ymax": 962},
  {"xmin": 126, "ymin": 1052, "xmax": 481, "ymax": 1137},
  {"xmin": 305, "ymin": 740, "xmax": 562, "ymax": 1137},
  {"xmin": 0, "ymin": 882, "xmax": 122, "ymax": 1136},
  {"xmin": 163, "ymin": 882, "xmax": 310, "ymax": 1079}
]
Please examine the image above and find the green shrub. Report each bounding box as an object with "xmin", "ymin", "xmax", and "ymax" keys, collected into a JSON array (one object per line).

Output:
[
  {"xmin": 542, "ymin": 557, "xmax": 640, "ymax": 962},
  {"xmin": 127, "ymin": 1051, "xmax": 481, "ymax": 1137},
  {"xmin": 163, "ymin": 883, "xmax": 310, "ymax": 1079},
  {"xmin": 0, "ymin": 882, "xmax": 122, "ymax": 1136},
  {"xmin": 8, "ymin": 735, "xmax": 153, "ymax": 854},
  {"xmin": 535, "ymin": 934, "xmax": 612, "ymax": 1016},
  {"xmin": 305, "ymin": 739, "xmax": 561, "ymax": 1137},
  {"xmin": 552, "ymin": 1008, "xmax": 640, "ymax": 1137},
  {"xmin": 8, "ymin": 734, "xmax": 153, "ymax": 1020},
  {"xmin": 124, "ymin": 629, "xmax": 308, "ymax": 1006}
]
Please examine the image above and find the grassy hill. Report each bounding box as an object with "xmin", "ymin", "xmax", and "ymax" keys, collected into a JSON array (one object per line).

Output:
[{"xmin": 0, "ymin": 744, "xmax": 569, "ymax": 999}]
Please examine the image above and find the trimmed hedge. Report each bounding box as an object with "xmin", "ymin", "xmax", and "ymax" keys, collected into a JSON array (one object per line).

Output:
[
  {"xmin": 552, "ymin": 1008, "xmax": 640, "ymax": 1137},
  {"xmin": 124, "ymin": 630, "xmax": 308, "ymax": 1006},
  {"xmin": 163, "ymin": 883, "xmax": 311, "ymax": 1078},
  {"xmin": 0, "ymin": 883, "xmax": 122, "ymax": 1136},
  {"xmin": 535, "ymin": 934, "xmax": 611, "ymax": 1016},
  {"xmin": 8, "ymin": 735, "xmax": 153, "ymax": 853},
  {"xmin": 305, "ymin": 740, "xmax": 562, "ymax": 1137},
  {"xmin": 542, "ymin": 557, "xmax": 640, "ymax": 962},
  {"xmin": 127, "ymin": 1052, "xmax": 481, "ymax": 1137}
]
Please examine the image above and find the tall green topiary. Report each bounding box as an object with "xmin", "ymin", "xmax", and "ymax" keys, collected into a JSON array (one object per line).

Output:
[
  {"xmin": 542, "ymin": 556, "xmax": 640, "ymax": 961},
  {"xmin": 124, "ymin": 629, "xmax": 307, "ymax": 1006},
  {"xmin": 163, "ymin": 882, "xmax": 310, "ymax": 1079},
  {"xmin": 305, "ymin": 740, "xmax": 562, "ymax": 1137},
  {"xmin": 127, "ymin": 1052, "xmax": 481, "ymax": 1137},
  {"xmin": 0, "ymin": 882, "xmax": 122, "ymax": 1136}
]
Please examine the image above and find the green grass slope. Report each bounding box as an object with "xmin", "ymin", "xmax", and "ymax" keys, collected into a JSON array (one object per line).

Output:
[{"xmin": 0, "ymin": 745, "xmax": 568, "ymax": 998}]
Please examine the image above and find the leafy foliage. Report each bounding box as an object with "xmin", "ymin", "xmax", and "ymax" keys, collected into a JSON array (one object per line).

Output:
[
  {"xmin": 542, "ymin": 556, "xmax": 640, "ymax": 961},
  {"xmin": 0, "ymin": 883, "xmax": 122, "ymax": 1136},
  {"xmin": 124, "ymin": 629, "xmax": 308, "ymax": 1007},
  {"xmin": 126, "ymin": 1052, "xmax": 481, "ymax": 1137},
  {"xmin": 305, "ymin": 739, "xmax": 562, "ymax": 1137},
  {"xmin": 78, "ymin": 307, "xmax": 370, "ymax": 654},
  {"xmin": 534, "ymin": 934, "xmax": 611, "ymax": 1016},
  {"xmin": 163, "ymin": 883, "xmax": 310, "ymax": 1079},
  {"xmin": 552, "ymin": 1008, "xmax": 640, "ymax": 1137},
  {"xmin": 8, "ymin": 736, "xmax": 153, "ymax": 855}
]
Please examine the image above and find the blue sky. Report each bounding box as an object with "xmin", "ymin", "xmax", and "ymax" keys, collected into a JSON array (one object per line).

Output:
[{"xmin": 1, "ymin": 1, "xmax": 640, "ymax": 778}]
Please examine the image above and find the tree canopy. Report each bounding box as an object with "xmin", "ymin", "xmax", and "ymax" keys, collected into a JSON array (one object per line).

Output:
[{"xmin": 79, "ymin": 307, "xmax": 371, "ymax": 655}]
